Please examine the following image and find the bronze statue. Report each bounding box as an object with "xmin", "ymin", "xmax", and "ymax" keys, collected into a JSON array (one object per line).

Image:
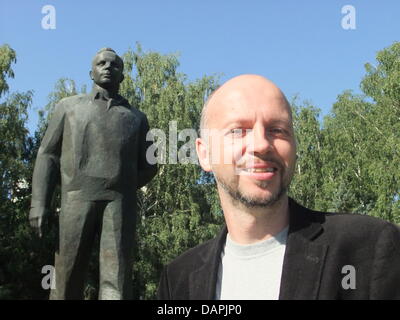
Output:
[{"xmin": 29, "ymin": 48, "xmax": 157, "ymax": 299}]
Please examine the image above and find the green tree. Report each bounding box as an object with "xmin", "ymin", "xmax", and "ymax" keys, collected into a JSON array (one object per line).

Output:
[
  {"xmin": 0, "ymin": 46, "xmax": 85, "ymax": 298},
  {"xmin": 0, "ymin": 44, "xmax": 16, "ymax": 97},
  {"xmin": 303, "ymin": 41, "xmax": 400, "ymax": 223},
  {"xmin": 0, "ymin": 44, "xmax": 45, "ymax": 299},
  {"xmin": 2, "ymin": 41, "xmax": 398, "ymax": 300},
  {"xmin": 120, "ymin": 45, "xmax": 223, "ymax": 299},
  {"xmin": 289, "ymin": 97, "xmax": 324, "ymax": 210},
  {"xmin": 320, "ymin": 92, "xmax": 376, "ymax": 213},
  {"xmin": 359, "ymin": 42, "xmax": 400, "ymax": 222}
]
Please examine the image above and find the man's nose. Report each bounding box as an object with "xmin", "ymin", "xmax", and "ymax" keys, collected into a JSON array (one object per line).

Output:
[{"xmin": 247, "ymin": 127, "xmax": 272, "ymax": 155}]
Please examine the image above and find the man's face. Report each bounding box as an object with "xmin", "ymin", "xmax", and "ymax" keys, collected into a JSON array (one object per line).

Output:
[
  {"xmin": 90, "ymin": 51, "xmax": 124, "ymax": 89},
  {"xmin": 197, "ymin": 78, "xmax": 297, "ymax": 208}
]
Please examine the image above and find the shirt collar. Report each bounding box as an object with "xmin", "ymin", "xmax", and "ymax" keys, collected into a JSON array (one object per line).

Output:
[
  {"xmin": 225, "ymin": 226, "xmax": 288, "ymax": 258},
  {"xmin": 90, "ymin": 85, "xmax": 129, "ymax": 110}
]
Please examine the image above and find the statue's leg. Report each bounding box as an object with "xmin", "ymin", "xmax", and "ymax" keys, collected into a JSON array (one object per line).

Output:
[
  {"xmin": 53, "ymin": 198, "xmax": 100, "ymax": 300},
  {"xmin": 98, "ymin": 197, "xmax": 136, "ymax": 300}
]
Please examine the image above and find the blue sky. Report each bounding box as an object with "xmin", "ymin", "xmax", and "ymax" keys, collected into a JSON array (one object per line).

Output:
[{"xmin": 1, "ymin": 0, "xmax": 399, "ymax": 133}]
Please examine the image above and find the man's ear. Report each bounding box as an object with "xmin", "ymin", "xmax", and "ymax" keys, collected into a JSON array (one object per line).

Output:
[
  {"xmin": 196, "ymin": 137, "xmax": 212, "ymax": 172},
  {"xmin": 119, "ymin": 73, "xmax": 125, "ymax": 83},
  {"xmin": 89, "ymin": 70, "xmax": 93, "ymax": 80}
]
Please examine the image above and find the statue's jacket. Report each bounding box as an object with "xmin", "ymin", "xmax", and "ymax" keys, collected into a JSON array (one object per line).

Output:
[{"xmin": 31, "ymin": 87, "xmax": 154, "ymax": 208}]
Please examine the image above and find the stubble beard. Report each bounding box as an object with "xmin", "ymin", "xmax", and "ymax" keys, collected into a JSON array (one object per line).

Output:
[{"xmin": 215, "ymin": 173, "xmax": 288, "ymax": 209}]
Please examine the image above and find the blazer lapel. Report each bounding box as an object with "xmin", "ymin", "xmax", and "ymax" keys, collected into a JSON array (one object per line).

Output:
[
  {"xmin": 189, "ymin": 226, "xmax": 227, "ymax": 300},
  {"xmin": 279, "ymin": 199, "xmax": 328, "ymax": 300},
  {"xmin": 187, "ymin": 199, "xmax": 328, "ymax": 300}
]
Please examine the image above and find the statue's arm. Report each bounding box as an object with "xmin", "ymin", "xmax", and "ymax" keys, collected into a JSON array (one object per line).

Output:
[
  {"xmin": 29, "ymin": 102, "xmax": 66, "ymax": 237},
  {"xmin": 137, "ymin": 114, "xmax": 157, "ymax": 188}
]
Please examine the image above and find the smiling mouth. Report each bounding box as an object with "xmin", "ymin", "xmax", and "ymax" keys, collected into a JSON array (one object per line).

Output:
[{"xmin": 242, "ymin": 167, "xmax": 277, "ymax": 173}]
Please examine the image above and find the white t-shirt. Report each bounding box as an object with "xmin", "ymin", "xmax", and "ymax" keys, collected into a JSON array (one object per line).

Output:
[{"xmin": 215, "ymin": 226, "xmax": 289, "ymax": 300}]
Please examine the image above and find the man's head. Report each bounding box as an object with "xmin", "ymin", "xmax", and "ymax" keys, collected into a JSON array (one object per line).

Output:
[
  {"xmin": 90, "ymin": 48, "xmax": 124, "ymax": 91},
  {"xmin": 196, "ymin": 74, "xmax": 297, "ymax": 209}
]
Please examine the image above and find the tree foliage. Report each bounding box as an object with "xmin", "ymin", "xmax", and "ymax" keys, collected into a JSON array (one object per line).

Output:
[
  {"xmin": 0, "ymin": 44, "xmax": 42, "ymax": 299},
  {"xmin": 120, "ymin": 45, "xmax": 223, "ymax": 299},
  {"xmin": 0, "ymin": 41, "xmax": 399, "ymax": 299},
  {"xmin": 289, "ymin": 42, "xmax": 400, "ymax": 223}
]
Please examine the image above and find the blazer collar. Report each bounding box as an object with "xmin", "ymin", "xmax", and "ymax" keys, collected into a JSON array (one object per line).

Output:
[
  {"xmin": 279, "ymin": 198, "xmax": 328, "ymax": 299},
  {"xmin": 189, "ymin": 225, "xmax": 227, "ymax": 300},
  {"xmin": 188, "ymin": 198, "xmax": 328, "ymax": 300}
]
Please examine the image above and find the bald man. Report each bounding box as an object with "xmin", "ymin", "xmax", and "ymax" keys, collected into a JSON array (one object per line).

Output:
[{"xmin": 157, "ymin": 74, "xmax": 400, "ymax": 300}]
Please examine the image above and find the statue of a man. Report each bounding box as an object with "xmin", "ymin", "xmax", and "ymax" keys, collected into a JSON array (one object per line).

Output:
[{"xmin": 29, "ymin": 48, "xmax": 157, "ymax": 299}]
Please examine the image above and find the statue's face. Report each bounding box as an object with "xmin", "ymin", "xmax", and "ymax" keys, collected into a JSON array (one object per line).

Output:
[{"xmin": 90, "ymin": 51, "xmax": 124, "ymax": 89}]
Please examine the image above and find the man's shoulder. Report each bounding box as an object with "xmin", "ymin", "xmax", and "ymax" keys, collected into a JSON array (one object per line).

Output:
[
  {"xmin": 129, "ymin": 104, "xmax": 149, "ymax": 120},
  {"xmin": 166, "ymin": 234, "xmax": 222, "ymax": 272},
  {"xmin": 169, "ymin": 238, "xmax": 216, "ymax": 265},
  {"xmin": 305, "ymin": 205, "xmax": 399, "ymax": 243},
  {"xmin": 59, "ymin": 93, "xmax": 88, "ymax": 104},
  {"xmin": 318, "ymin": 209, "xmax": 395, "ymax": 230},
  {"xmin": 54, "ymin": 94, "xmax": 88, "ymax": 110},
  {"xmin": 46, "ymin": 94, "xmax": 87, "ymax": 117},
  {"xmin": 293, "ymin": 197, "xmax": 392, "ymax": 229},
  {"xmin": 130, "ymin": 106, "xmax": 147, "ymax": 118},
  {"xmin": 115, "ymin": 98, "xmax": 146, "ymax": 118}
]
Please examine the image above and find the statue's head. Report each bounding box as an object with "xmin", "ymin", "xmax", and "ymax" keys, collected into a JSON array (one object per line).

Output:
[{"xmin": 90, "ymin": 48, "xmax": 124, "ymax": 91}]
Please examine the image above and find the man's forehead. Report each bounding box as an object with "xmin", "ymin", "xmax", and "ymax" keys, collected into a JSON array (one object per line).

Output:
[
  {"xmin": 207, "ymin": 88, "xmax": 291, "ymax": 122},
  {"xmin": 213, "ymin": 80, "xmax": 285, "ymax": 103},
  {"xmin": 93, "ymin": 51, "xmax": 120, "ymax": 62}
]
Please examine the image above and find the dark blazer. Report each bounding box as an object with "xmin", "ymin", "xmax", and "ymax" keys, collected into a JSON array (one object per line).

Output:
[{"xmin": 157, "ymin": 198, "xmax": 400, "ymax": 300}]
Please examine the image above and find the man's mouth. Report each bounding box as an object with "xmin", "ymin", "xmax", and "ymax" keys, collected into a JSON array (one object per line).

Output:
[
  {"xmin": 242, "ymin": 167, "xmax": 277, "ymax": 173},
  {"xmin": 237, "ymin": 160, "xmax": 281, "ymax": 180}
]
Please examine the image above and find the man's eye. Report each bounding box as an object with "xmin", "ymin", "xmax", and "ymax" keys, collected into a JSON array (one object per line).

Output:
[
  {"xmin": 269, "ymin": 128, "xmax": 287, "ymax": 136},
  {"xmin": 98, "ymin": 61, "xmax": 105, "ymax": 66},
  {"xmin": 230, "ymin": 128, "xmax": 247, "ymax": 137}
]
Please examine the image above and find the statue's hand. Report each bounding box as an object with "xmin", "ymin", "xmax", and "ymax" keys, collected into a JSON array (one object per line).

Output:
[{"xmin": 29, "ymin": 206, "xmax": 49, "ymax": 238}]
